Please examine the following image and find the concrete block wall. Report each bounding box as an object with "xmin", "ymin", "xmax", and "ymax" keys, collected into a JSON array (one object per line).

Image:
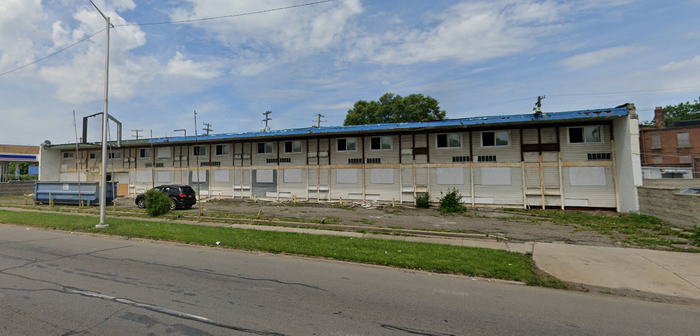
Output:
[
  {"xmin": 0, "ymin": 181, "xmax": 35, "ymax": 197},
  {"xmin": 638, "ymin": 187, "xmax": 700, "ymax": 229}
]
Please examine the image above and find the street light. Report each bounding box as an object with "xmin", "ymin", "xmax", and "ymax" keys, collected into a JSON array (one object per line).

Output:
[{"xmin": 89, "ymin": 0, "xmax": 114, "ymax": 229}]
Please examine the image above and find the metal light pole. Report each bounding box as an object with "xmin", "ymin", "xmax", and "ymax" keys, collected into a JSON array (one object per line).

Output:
[{"xmin": 90, "ymin": 0, "xmax": 113, "ymax": 229}]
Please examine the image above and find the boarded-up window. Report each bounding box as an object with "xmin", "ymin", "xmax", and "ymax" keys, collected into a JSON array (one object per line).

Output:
[
  {"xmin": 157, "ymin": 147, "xmax": 171, "ymax": 158},
  {"xmin": 156, "ymin": 171, "xmax": 171, "ymax": 183},
  {"xmin": 677, "ymin": 132, "xmax": 690, "ymax": 147},
  {"xmin": 651, "ymin": 135, "xmax": 661, "ymax": 149},
  {"xmin": 336, "ymin": 169, "xmax": 359, "ymax": 184},
  {"xmin": 190, "ymin": 170, "xmax": 207, "ymax": 182},
  {"xmin": 214, "ymin": 170, "xmax": 230, "ymax": 182},
  {"xmin": 283, "ymin": 169, "xmax": 303, "ymax": 183},
  {"xmin": 480, "ymin": 168, "xmax": 511, "ymax": 185},
  {"xmin": 680, "ymin": 155, "xmax": 692, "ymax": 164},
  {"xmin": 256, "ymin": 169, "xmax": 274, "ymax": 183},
  {"xmin": 370, "ymin": 169, "xmax": 394, "ymax": 184},
  {"xmin": 653, "ymin": 156, "xmax": 663, "ymax": 164},
  {"xmin": 569, "ymin": 167, "xmax": 606, "ymax": 186},
  {"xmin": 136, "ymin": 170, "xmax": 152, "ymax": 183},
  {"xmin": 436, "ymin": 168, "xmax": 464, "ymax": 185}
]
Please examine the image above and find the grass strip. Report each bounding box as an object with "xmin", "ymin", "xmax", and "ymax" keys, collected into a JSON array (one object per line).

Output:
[{"xmin": 0, "ymin": 209, "xmax": 561, "ymax": 287}]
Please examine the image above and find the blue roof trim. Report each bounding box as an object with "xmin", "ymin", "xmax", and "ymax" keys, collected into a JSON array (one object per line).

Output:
[
  {"xmin": 0, "ymin": 154, "xmax": 38, "ymax": 160},
  {"xmin": 144, "ymin": 106, "xmax": 629, "ymax": 144}
]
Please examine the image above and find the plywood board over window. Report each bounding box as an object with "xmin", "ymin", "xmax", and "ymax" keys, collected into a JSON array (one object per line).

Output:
[
  {"xmin": 480, "ymin": 168, "xmax": 511, "ymax": 185},
  {"xmin": 569, "ymin": 167, "xmax": 606, "ymax": 186},
  {"xmin": 136, "ymin": 170, "xmax": 152, "ymax": 183},
  {"xmin": 256, "ymin": 169, "xmax": 274, "ymax": 183},
  {"xmin": 156, "ymin": 171, "xmax": 171, "ymax": 183},
  {"xmin": 370, "ymin": 169, "xmax": 394, "ymax": 184},
  {"xmin": 157, "ymin": 147, "xmax": 171, "ymax": 159},
  {"xmin": 336, "ymin": 169, "xmax": 359, "ymax": 184},
  {"xmin": 214, "ymin": 170, "xmax": 230, "ymax": 182},
  {"xmin": 436, "ymin": 167, "xmax": 464, "ymax": 185},
  {"xmin": 284, "ymin": 169, "xmax": 303, "ymax": 183},
  {"xmin": 190, "ymin": 170, "xmax": 207, "ymax": 182}
]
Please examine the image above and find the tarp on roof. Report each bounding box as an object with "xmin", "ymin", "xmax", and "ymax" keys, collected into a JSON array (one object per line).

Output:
[{"xmin": 47, "ymin": 106, "xmax": 630, "ymax": 149}]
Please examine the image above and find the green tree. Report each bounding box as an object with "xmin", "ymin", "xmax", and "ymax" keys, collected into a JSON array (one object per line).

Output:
[
  {"xmin": 343, "ymin": 93, "xmax": 446, "ymax": 125},
  {"xmin": 662, "ymin": 97, "xmax": 700, "ymax": 124}
]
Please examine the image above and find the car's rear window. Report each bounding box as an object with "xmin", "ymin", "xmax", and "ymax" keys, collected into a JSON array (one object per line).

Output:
[{"xmin": 180, "ymin": 186, "xmax": 196, "ymax": 194}]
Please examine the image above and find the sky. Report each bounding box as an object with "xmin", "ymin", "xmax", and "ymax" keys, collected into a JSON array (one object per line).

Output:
[{"xmin": 1, "ymin": 0, "xmax": 699, "ymax": 145}]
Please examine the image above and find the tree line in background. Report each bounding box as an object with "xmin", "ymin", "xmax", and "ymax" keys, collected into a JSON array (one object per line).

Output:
[
  {"xmin": 343, "ymin": 93, "xmax": 446, "ymax": 125},
  {"xmin": 649, "ymin": 96, "xmax": 700, "ymax": 125}
]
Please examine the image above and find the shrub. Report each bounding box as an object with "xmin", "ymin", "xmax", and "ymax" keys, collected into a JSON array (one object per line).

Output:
[
  {"xmin": 144, "ymin": 189, "xmax": 171, "ymax": 217},
  {"xmin": 415, "ymin": 192, "xmax": 431, "ymax": 208},
  {"xmin": 439, "ymin": 188, "xmax": 465, "ymax": 214}
]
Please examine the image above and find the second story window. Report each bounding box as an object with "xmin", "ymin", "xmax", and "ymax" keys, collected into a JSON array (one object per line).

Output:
[
  {"xmin": 370, "ymin": 136, "xmax": 392, "ymax": 150},
  {"xmin": 257, "ymin": 142, "xmax": 273, "ymax": 154},
  {"xmin": 284, "ymin": 141, "xmax": 302, "ymax": 153},
  {"xmin": 139, "ymin": 148, "xmax": 152, "ymax": 158},
  {"xmin": 337, "ymin": 138, "xmax": 357, "ymax": 151},
  {"xmin": 193, "ymin": 146, "xmax": 207, "ymax": 156},
  {"xmin": 651, "ymin": 134, "xmax": 661, "ymax": 149},
  {"xmin": 677, "ymin": 132, "xmax": 690, "ymax": 147},
  {"xmin": 482, "ymin": 131, "xmax": 509, "ymax": 147},
  {"xmin": 569, "ymin": 126, "xmax": 601, "ymax": 143},
  {"xmin": 108, "ymin": 152, "xmax": 121, "ymax": 159},
  {"xmin": 215, "ymin": 144, "xmax": 229, "ymax": 155},
  {"xmin": 63, "ymin": 152, "xmax": 74, "ymax": 159},
  {"xmin": 436, "ymin": 133, "xmax": 461, "ymax": 148}
]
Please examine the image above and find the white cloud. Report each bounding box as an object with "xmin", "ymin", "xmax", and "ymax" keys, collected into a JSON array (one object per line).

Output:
[
  {"xmin": 39, "ymin": 4, "xmax": 156, "ymax": 103},
  {"xmin": 646, "ymin": 55, "xmax": 700, "ymax": 91},
  {"xmin": 560, "ymin": 46, "xmax": 641, "ymax": 69},
  {"xmin": 345, "ymin": 0, "xmax": 564, "ymax": 65},
  {"xmin": 0, "ymin": 0, "xmax": 47, "ymax": 69},
  {"xmin": 171, "ymin": 0, "xmax": 363, "ymax": 75},
  {"xmin": 164, "ymin": 52, "xmax": 219, "ymax": 79}
]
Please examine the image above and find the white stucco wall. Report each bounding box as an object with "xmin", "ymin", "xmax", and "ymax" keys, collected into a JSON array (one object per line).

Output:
[{"xmin": 613, "ymin": 106, "xmax": 642, "ymax": 212}]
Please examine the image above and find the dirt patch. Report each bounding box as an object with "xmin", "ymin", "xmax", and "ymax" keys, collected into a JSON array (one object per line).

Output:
[{"xmin": 109, "ymin": 198, "xmax": 617, "ymax": 246}]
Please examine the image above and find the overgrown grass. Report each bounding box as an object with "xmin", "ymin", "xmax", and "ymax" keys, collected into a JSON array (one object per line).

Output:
[
  {"xmin": 0, "ymin": 209, "xmax": 562, "ymax": 287},
  {"xmin": 504, "ymin": 209, "xmax": 696, "ymax": 249}
]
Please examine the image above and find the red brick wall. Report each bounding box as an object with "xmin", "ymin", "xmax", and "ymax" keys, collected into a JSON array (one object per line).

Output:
[{"xmin": 639, "ymin": 127, "xmax": 700, "ymax": 165}]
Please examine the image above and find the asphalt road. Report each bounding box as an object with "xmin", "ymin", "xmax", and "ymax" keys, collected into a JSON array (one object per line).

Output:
[{"xmin": 0, "ymin": 225, "xmax": 698, "ymax": 336}]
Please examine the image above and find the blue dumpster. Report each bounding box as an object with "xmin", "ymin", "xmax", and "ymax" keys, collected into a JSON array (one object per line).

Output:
[{"xmin": 34, "ymin": 182, "xmax": 117, "ymax": 206}]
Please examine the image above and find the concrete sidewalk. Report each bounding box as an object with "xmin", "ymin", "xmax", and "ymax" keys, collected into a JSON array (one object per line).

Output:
[{"xmin": 534, "ymin": 243, "xmax": 700, "ymax": 302}]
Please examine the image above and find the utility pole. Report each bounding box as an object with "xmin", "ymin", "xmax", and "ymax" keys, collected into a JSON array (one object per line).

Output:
[
  {"xmin": 312, "ymin": 113, "xmax": 326, "ymax": 128},
  {"xmin": 174, "ymin": 129, "xmax": 187, "ymax": 137},
  {"xmin": 262, "ymin": 111, "xmax": 272, "ymax": 132},
  {"xmin": 89, "ymin": 0, "xmax": 114, "ymax": 229},
  {"xmin": 203, "ymin": 122, "xmax": 213, "ymax": 136},
  {"xmin": 194, "ymin": 110, "xmax": 201, "ymax": 202},
  {"xmin": 533, "ymin": 95, "xmax": 546, "ymax": 115},
  {"xmin": 131, "ymin": 129, "xmax": 144, "ymax": 140}
]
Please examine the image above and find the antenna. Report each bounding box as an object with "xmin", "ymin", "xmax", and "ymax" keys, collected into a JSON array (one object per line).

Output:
[
  {"xmin": 262, "ymin": 111, "xmax": 272, "ymax": 132},
  {"xmin": 533, "ymin": 95, "xmax": 546, "ymax": 115},
  {"xmin": 131, "ymin": 129, "xmax": 143, "ymax": 139},
  {"xmin": 312, "ymin": 113, "xmax": 326, "ymax": 128},
  {"xmin": 203, "ymin": 122, "xmax": 213, "ymax": 136}
]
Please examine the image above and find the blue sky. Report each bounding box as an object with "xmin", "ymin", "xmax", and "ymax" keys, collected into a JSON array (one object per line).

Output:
[{"xmin": 1, "ymin": 0, "xmax": 699, "ymax": 145}]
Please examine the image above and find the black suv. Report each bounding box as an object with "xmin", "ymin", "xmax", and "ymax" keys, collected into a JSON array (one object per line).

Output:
[{"xmin": 135, "ymin": 185, "xmax": 197, "ymax": 210}]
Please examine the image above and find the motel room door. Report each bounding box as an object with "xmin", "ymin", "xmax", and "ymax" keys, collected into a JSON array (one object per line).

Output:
[{"xmin": 522, "ymin": 127, "xmax": 562, "ymax": 208}]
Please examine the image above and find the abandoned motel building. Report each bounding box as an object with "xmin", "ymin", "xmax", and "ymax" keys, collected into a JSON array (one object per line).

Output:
[{"xmin": 38, "ymin": 103, "xmax": 643, "ymax": 212}]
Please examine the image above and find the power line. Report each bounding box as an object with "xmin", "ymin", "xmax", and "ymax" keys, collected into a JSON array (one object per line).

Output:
[
  {"xmin": 114, "ymin": 0, "xmax": 336, "ymax": 27},
  {"xmin": 0, "ymin": 28, "xmax": 105, "ymax": 78}
]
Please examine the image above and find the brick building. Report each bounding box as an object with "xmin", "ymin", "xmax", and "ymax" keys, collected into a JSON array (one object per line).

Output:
[{"xmin": 640, "ymin": 107, "xmax": 700, "ymax": 178}]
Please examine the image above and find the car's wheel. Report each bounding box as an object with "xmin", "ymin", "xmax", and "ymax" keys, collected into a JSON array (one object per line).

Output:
[
  {"xmin": 170, "ymin": 198, "xmax": 178, "ymax": 210},
  {"xmin": 136, "ymin": 198, "xmax": 145, "ymax": 208},
  {"xmin": 184, "ymin": 205, "xmax": 193, "ymax": 209}
]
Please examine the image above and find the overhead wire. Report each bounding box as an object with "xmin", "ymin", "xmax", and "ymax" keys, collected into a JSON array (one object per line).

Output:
[
  {"xmin": 114, "ymin": 0, "xmax": 336, "ymax": 27},
  {"xmin": 0, "ymin": 28, "xmax": 105, "ymax": 78}
]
